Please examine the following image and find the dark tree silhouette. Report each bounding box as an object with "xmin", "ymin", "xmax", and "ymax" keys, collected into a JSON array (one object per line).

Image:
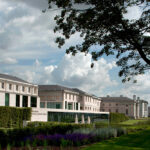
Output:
[{"xmin": 48, "ymin": 0, "xmax": 150, "ymax": 82}]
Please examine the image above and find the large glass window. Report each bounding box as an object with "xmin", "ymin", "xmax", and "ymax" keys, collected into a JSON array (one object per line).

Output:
[
  {"xmin": 68, "ymin": 103, "xmax": 72, "ymax": 110},
  {"xmin": 47, "ymin": 102, "xmax": 62, "ymax": 109},
  {"xmin": 23, "ymin": 96, "xmax": 28, "ymax": 107},
  {"xmin": 31, "ymin": 97, "xmax": 37, "ymax": 107},
  {"xmin": 40, "ymin": 102, "xmax": 45, "ymax": 108},
  {"xmin": 16, "ymin": 95, "xmax": 20, "ymax": 107},
  {"xmin": 5, "ymin": 93, "xmax": 9, "ymax": 106}
]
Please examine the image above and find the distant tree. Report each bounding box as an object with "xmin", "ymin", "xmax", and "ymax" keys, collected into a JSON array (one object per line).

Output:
[{"xmin": 48, "ymin": 0, "xmax": 150, "ymax": 82}]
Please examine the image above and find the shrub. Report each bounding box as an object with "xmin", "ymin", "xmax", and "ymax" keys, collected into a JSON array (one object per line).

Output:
[
  {"xmin": 110, "ymin": 113, "xmax": 129, "ymax": 124},
  {"xmin": 0, "ymin": 106, "xmax": 31, "ymax": 128}
]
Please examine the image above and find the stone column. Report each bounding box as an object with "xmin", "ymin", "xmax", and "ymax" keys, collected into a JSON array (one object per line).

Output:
[
  {"xmin": 78, "ymin": 103, "xmax": 80, "ymax": 110},
  {"xmin": 28, "ymin": 96, "xmax": 31, "ymax": 107},
  {"xmin": 87, "ymin": 116, "xmax": 91, "ymax": 124},
  {"xmin": 20, "ymin": 95, "xmax": 23, "ymax": 107},
  {"xmin": 75, "ymin": 114, "xmax": 78, "ymax": 124},
  {"xmin": 81, "ymin": 114, "xmax": 85, "ymax": 124}
]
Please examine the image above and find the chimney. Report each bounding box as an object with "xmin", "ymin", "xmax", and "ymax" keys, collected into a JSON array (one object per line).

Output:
[{"xmin": 133, "ymin": 95, "xmax": 136, "ymax": 100}]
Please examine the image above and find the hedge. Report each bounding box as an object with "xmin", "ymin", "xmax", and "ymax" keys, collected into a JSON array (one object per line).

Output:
[
  {"xmin": 0, "ymin": 106, "xmax": 31, "ymax": 128},
  {"xmin": 109, "ymin": 113, "xmax": 129, "ymax": 124},
  {"xmin": 0, "ymin": 123, "xmax": 93, "ymax": 147}
]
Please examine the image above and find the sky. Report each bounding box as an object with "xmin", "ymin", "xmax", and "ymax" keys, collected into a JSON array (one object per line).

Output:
[{"xmin": 0, "ymin": 0, "xmax": 150, "ymax": 103}]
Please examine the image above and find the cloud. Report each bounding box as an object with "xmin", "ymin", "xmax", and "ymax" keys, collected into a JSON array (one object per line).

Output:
[
  {"xmin": 109, "ymin": 71, "xmax": 150, "ymax": 103},
  {"xmin": 0, "ymin": 57, "xmax": 18, "ymax": 64},
  {"xmin": 38, "ymin": 53, "xmax": 117, "ymax": 96}
]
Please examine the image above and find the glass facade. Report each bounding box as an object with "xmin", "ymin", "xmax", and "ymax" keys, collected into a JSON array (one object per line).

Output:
[
  {"xmin": 48, "ymin": 112, "xmax": 109, "ymax": 123},
  {"xmin": 47, "ymin": 102, "xmax": 62, "ymax": 109},
  {"xmin": 5, "ymin": 93, "xmax": 9, "ymax": 106},
  {"xmin": 31, "ymin": 97, "xmax": 37, "ymax": 107}
]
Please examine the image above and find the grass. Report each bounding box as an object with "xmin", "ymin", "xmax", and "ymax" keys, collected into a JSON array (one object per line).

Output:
[
  {"xmin": 82, "ymin": 128, "xmax": 150, "ymax": 150},
  {"xmin": 119, "ymin": 119, "xmax": 149, "ymax": 125}
]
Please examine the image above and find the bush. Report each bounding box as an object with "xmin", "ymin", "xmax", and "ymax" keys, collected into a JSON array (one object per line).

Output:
[
  {"xmin": 110, "ymin": 113, "xmax": 129, "ymax": 124},
  {"xmin": 0, "ymin": 106, "xmax": 31, "ymax": 128}
]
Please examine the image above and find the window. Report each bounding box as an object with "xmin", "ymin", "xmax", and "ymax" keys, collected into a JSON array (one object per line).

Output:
[
  {"xmin": 5, "ymin": 93, "xmax": 9, "ymax": 106},
  {"xmin": 65, "ymin": 93, "xmax": 67, "ymax": 99},
  {"xmin": 47, "ymin": 102, "xmax": 62, "ymax": 109},
  {"xmin": 31, "ymin": 97, "xmax": 37, "ymax": 107},
  {"xmin": 126, "ymin": 109, "xmax": 128, "ymax": 115},
  {"xmin": 116, "ymin": 103, "xmax": 118, "ymax": 106},
  {"xmin": 126, "ymin": 104, "xmax": 128, "ymax": 107},
  {"xmin": 116, "ymin": 109, "xmax": 118, "ymax": 113},
  {"xmin": 28, "ymin": 87, "xmax": 30, "ymax": 93},
  {"xmin": 16, "ymin": 85, "xmax": 18, "ymax": 91},
  {"xmin": 40, "ymin": 102, "xmax": 45, "ymax": 108},
  {"xmin": 1, "ymin": 82, "xmax": 4, "ymax": 89},
  {"xmin": 109, "ymin": 109, "xmax": 111, "ymax": 112},
  {"xmin": 22, "ymin": 86, "xmax": 25, "ymax": 92},
  {"xmin": 23, "ymin": 96, "xmax": 28, "ymax": 107},
  {"xmin": 16, "ymin": 95, "xmax": 20, "ymax": 107},
  {"xmin": 65, "ymin": 101, "xmax": 67, "ymax": 109},
  {"xmin": 109, "ymin": 103, "xmax": 111, "ymax": 106},
  {"xmin": 103, "ymin": 103, "xmax": 105, "ymax": 106},
  {"xmin": 34, "ymin": 88, "xmax": 37, "ymax": 94},
  {"xmin": 9, "ymin": 84, "xmax": 12, "ymax": 90},
  {"xmin": 76, "ymin": 103, "xmax": 78, "ymax": 110}
]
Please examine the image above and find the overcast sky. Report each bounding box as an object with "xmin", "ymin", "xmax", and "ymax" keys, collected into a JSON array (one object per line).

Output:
[{"xmin": 0, "ymin": 0, "xmax": 150, "ymax": 103}]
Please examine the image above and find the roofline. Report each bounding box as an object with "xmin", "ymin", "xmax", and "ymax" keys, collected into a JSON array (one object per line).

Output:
[{"xmin": 0, "ymin": 77, "xmax": 38, "ymax": 87}]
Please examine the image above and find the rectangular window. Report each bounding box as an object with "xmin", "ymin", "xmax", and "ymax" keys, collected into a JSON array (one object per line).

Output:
[
  {"xmin": 65, "ymin": 101, "xmax": 67, "ymax": 109},
  {"xmin": 23, "ymin": 96, "xmax": 28, "ymax": 107},
  {"xmin": 68, "ymin": 103, "xmax": 72, "ymax": 110},
  {"xmin": 28, "ymin": 87, "xmax": 30, "ymax": 93},
  {"xmin": 116, "ymin": 109, "xmax": 118, "ymax": 113},
  {"xmin": 22, "ymin": 86, "xmax": 25, "ymax": 92},
  {"xmin": 16, "ymin": 85, "xmax": 18, "ymax": 91},
  {"xmin": 16, "ymin": 95, "xmax": 20, "ymax": 107},
  {"xmin": 76, "ymin": 103, "xmax": 78, "ymax": 110},
  {"xmin": 5, "ymin": 93, "xmax": 9, "ymax": 106},
  {"xmin": 2, "ymin": 82, "xmax": 4, "ymax": 89},
  {"xmin": 40, "ymin": 102, "xmax": 45, "ymax": 108},
  {"xmin": 126, "ymin": 109, "xmax": 128, "ymax": 115},
  {"xmin": 9, "ymin": 84, "xmax": 12, "ymax": 90},
  {"xmin": 31, "ymin": 97, "xmax": 37, "ymax": 107},
  {"xmin": 47, "ymin": 102, "xmax": 62, "ymax": 109}
]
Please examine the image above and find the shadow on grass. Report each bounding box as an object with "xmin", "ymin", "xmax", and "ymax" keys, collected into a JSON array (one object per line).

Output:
[{"xmin": 82, "ymin": 129, "xmax": 150, "ymax": 150}]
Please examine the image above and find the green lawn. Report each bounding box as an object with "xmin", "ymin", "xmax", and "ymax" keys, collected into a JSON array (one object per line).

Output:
[
  {"xmin": 82, "ymin": 129, "xmax": 150, "ymax": 150},
  {"xmin": 119, "ymin": 119, "xmax": 149, "ymax": 125}
]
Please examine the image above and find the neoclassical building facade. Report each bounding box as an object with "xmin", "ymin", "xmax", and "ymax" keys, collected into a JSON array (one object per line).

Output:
[
  {"xmin": 0, "ymin": 74, "xmax": 40, "ymax": 108},
  {"xmin": 100, "ymin": 95, "xmax": 148, "ymax": 119}
]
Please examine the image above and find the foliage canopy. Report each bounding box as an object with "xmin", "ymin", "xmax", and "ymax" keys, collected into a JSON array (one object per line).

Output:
[{"xmin": 48, "ymin": 0, "xmax": 150, "ymax": 82}]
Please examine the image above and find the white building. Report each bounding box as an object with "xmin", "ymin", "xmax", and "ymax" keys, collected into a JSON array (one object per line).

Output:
[
  {"xmin": 0, "ymin": 74, "xmax": 109, "ymax": 123},
  {"xmin": 0, "ymin": 74, "xmax": 40, "ymax": 108}
]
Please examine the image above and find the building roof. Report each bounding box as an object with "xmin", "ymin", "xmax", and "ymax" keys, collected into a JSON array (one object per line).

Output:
[
  {"xmin": 100, "ymin": 96, "xmax": 135, "ymax": 103},
  {"xmin": 39, "ymin": 85, "xmax": 73, "ymax": 92},
  {"xmin": 39, "ymin": 85, "xmax": 100, "ymax": 99},
  {"xmin": 0, "ymin": 73, "xmax": 29, "ymax": 84}
]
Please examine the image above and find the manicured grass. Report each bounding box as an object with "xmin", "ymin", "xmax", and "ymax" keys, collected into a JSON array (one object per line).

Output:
[
  {"xmin": 82, "ymin": 129, "xmax": 150, "ymax": 150},
  {"xmin": 119, "ymin": 119, "xmax": 148, "ymax": 125}
]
